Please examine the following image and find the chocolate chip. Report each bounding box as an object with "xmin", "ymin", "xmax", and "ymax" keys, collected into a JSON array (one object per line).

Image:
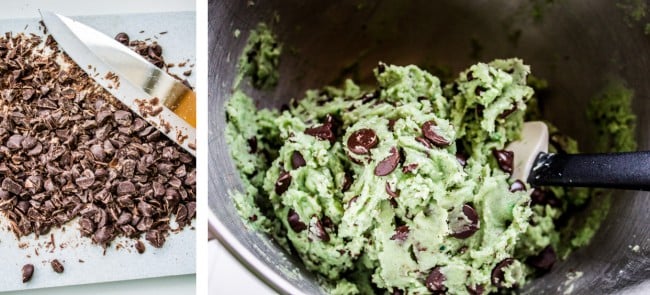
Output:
[
  {"xmin": 527, "ymin": 245, "xmax": 556, "ymax": 272},
  {"xmin": 6, "ymin": 134, "xmax": 23, "ymax": 150},
  {"xmin": 493, "ymin": 149, "xmax": 514, "ymax": 174},
  {"xmin": 146, "ymin": 230, "xmax": 166, "ymax": 248},
  {"xmin": 114, "ymin": 110, "xmax": 132, "ymax": 126},
  {"xmin": 387, "ymin": 119, "xmax": 397, "ymax": 132},
  {"xmin": 499, "ymin": 104, "xmax": 517, "ymax": 119},
  {"xmin": 287, "ymin": 209, "xmax": 307, "ymax": 233},
  {"xmin": 22, "ymin": 264, "xmax": 34, "ymax": 283},
  {"xmin": 310, "ymin": 217, "xmax": 330, "ymax": 242},
  {"xmin": 449, "ymin": 204, "xmax": 480, "ymax": 239},
  {"xmin": 377, "ymin": 63, "xmax": 386, "ymax": 74},
  {"xmin": 61, "ymin": 88, "xmax": 76, "ymax": 99},
  {"xmin": 509, "ymin": 180, "xmax": 526, "ymax": 192},
  {"xmin": 115, "ymin": 32, "xmax": 130, "ymax": 46},
  {"xmin": 51, "ymin": 259, "xmax": 64, "ymax": 273},
  {"xmin": 135, "ymin": 240, "xmax": 146, "ymax": 254},
  {"xmin": 425, "ymin": 267, "xmax": 446, "ymax": 294},
  {"xmin": 491, "ymin": 258, "xmax": 514, "ymax": 288},
  {"xmin": 304, "ymin": 115, "xmax": 335, "ymax": 143},
  {"xmin": 375, "ymin": 147, "xmax": 400, "ymax": 176},
  {"xmin": 530, "ymin": 188, "xmax": 561, "ymax": 207},
  {"xmin": 148, "ymin": 44, "xmax": 163, "ymax": 59},
  {"xmin": 93, "ymin": 226, "xmax": 114, "ymax": 245},
  {"xmin": 415, "ymin": 137, "xmax": 432, "ymax": 149},
  {"xmin": 466, "ymin": 284, "xmax": 485, "ymax": 295},
  {"xmin": 347, "ymin": 128, "xmax": 378, "ymax": 155},
  {"xmin": 342, "ymin": 172, "xmax": 353, "ymax": 192},
  {"xmin": 390, "ymin": 225, "xmax": 409, "ymax": 241},
  {"xmin": 2, "ymin": 178, "xmax": 22, "ymax": 195},
  {"xmin": 291, "ymin": 151, "xmax": 306, "ymax": 169},
  {"xmin": 275, "ymin": 171, "xmax": 291, "ymax": 195},
  {"xmin": 402, "ymin": 163, "xmax": 418, "ymax": 174},
  {"xmin": 21, "ymin": 136, "xmax": 37, "ymax": 150},
  {"xmin": 385, "ymin": 182, "xmax": 399, "ymax": 198},
  {"xmin": 75, "ymin": 169, "xmax": 95, "ymax": 189},
  {"xmin": 247, "ymin": 137, "xmax": 257, "ymax": 153},
  {"xmin": 456, "ymin": 152, "xmax": 468, "ymax": 167},
  {"xmin": 117, "ymin": 181, "xmax": 136, "ymax": 195},
  {"xmin": 422, "ymin": 121, "xmax": 450, "ymax": 147}
]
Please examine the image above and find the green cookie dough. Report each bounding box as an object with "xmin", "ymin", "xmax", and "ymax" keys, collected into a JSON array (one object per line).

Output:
[
  {"xmin": 225, "ymin": 23, "xmax": 637, "ymax": 295},
  {"xmin": 235, "ymin": 23, "xmax": 282, "ymax": 89}
]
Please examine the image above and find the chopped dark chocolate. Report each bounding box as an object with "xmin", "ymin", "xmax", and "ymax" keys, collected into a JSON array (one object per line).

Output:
[{"xmin": 0, "ymin": 33, "xmax": 195, "ymax": 249}]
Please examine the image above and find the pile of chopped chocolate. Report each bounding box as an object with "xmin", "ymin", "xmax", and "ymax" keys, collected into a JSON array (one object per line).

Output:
[{"xmin": 0, "ymin": 32, "xmax": 196, "ymax": 249}]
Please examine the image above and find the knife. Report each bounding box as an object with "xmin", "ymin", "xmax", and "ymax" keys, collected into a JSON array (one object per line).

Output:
[{"xmin": 40, "ymin": 11, "xmax": 196, "ymax": 156}]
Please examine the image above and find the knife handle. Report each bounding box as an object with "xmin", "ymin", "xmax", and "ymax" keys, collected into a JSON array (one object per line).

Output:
[
  {"xmin": 167, "ymin": 89, "xmax": 196, "ymax": 128},
  {"xmin": 527, "ymin": 151, "xmax": 650, "ymax": 191}
]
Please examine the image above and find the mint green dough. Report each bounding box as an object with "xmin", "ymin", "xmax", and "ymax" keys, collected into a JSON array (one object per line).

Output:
[
  {"xmin": 226, "ymin": 28, "xmax": 637, "ymax": 294},
  {"xmin": 228, "ymin": 59, "xmax": 543, "ymax": 294},
  {"xmin": 235, "ymin": 23, "xmax": 282, "ymax": 89}
]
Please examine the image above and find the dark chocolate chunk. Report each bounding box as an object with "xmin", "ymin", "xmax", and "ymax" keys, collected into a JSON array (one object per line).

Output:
[
  {"xmin": 347, "ymin": 128, "xmax": 378, "ymax": 155},
  {"xmin": 530, "ymin": 188, "xmax": 561, "ymax": 207},
  {"xmin": 247, "ymin": 137, "xmax": 257, "ymax": 153},
  {"xmin": 6, "ymin": 134, "xmax": 23, "ymax": 150},
  {"xmin": 116, "ymin": 181, "xmax": 136, "ymax": 195},
  {"xmin": 375, "ymin": 147, "xmax": 400, "ymax": 176},
  {"xmin": 499, "ymin": 104, "xmax": 517, "ymax": 119},
  {"xmin": 114, "ymin": 110, "xmax": 132, "ymax": 126},
  {"xmin": 450, "ymin": 204, "xmax": 480, "ymax": 239},
  {"xmin": 310, "ymin": 217, "xmax": 330, "ymax": 242},
  {"xmin": 304, "ymin": 115, "xmax": 335, "ymax": 143},
  {"xmin": 390, "ymin": 225, "xmax": 409, "ymax": 241},
  {"xmin": 2, "ymin": 178, "xmax": 22, "ymax": 195},
  {"xmin": 146, "ymin": 230, "xmax": 165, "ymax": 248},
  {"xmin": 148, "ymin": 44, "xmax": 163, "ymax": 59},
  {"xmin": 21, "ymin": 136, "xmax": 37, "ymax": 150},
  {"xmin": 75, "ymin": 169, "xmax": 95, "ymax": 189},
  {"xmin": 287, "ymin": 209, "xmax": 307, "ymax": 233},
  {"xmin": 491, "ymin": 258, "xmax": 515, "ymax": 288},
  {"xmin": 51, "ymin": 259, "xmax": 64, "ymax": 273},
  {"xmin": 425, "ymin": 267, "xmax": 446, "ymax": 294},
  {"xmin": 22, "ymin": 264, "xmax": 34, "ymax": 283},
  {"xmin": 275, "ymin": 171, "xmax": 292, "ymax": 195},
  {"xmin": 291, "ymin": 151, "xmax": 306, "ymax": 169},
  {"xmin": 527, "ymin": 246, "xmax": 556, "ymax": 272},
  {"xmin": 385, "ymin": 182, "xmax": 399, "ymax": 198},
  {"xmin": 135, "ymin": 240, "xmax": 146, "ymax": 254},
  {"xmin": 415, "ymin": 137, "xmax": 432, "ymax": 149},
  {"xmin": 422, "ymin": 121, "xmax": 450, "ymax": 147},
  {"xmin": 456, "ymin": 152, "xmax": 468, "ymax": 167},
  {"xmin": 115, "ymin": 32, "xmax": 130, "ymax": 46},
  {"xmin": 93, "ymin": 226, "xmax": 114, "ymax": 245},
  {"xmin": 466, "ymin": 284, "xmax": 485, "ymax": 295},
  {"xmin": 342, "ymin": 172, "xmax": 353, "ymax": 192},
  {"xmin": 509, "ymin": 180, "xmax": 526, "ymax": 192},
  {"xmin": 492, "ymin": 149, "xmax": 514, "ymax": 174},
  {"xmin": 402, "ymin": 163, "xmax": 418, "ymax": 174}
]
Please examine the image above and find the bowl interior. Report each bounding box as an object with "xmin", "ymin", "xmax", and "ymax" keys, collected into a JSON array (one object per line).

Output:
[{"xmin": 210, "ymin": 1, "xmax": 650, "ymax": 294}]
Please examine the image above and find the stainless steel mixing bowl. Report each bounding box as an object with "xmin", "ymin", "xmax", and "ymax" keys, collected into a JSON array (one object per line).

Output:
[{"xmin": 209, "ymin": 1, "xmax": 649, "ymax": 294}]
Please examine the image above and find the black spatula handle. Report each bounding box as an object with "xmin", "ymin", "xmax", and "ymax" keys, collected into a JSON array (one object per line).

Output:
[{"xmin": 527, "ymin": 151, "xmax": 650, "ymax": 191}]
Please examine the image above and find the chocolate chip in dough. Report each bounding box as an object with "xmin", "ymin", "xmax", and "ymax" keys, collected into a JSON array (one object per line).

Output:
[
  {"xmin": 375, "ymin": 147, "xmax": 400, "ymax": 176},
  {"xmin": 347, "ymin": 128, "xmax": 378, "ymax": 155}
]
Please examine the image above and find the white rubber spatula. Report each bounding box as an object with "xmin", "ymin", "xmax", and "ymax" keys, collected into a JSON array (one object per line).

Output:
[{"xmin": 506, "ymin": 121, "xmax": 650, "ymax": 190}]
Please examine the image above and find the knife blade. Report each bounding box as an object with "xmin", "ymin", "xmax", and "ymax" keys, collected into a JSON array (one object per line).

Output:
[{"xmin": 40, "ymin": 11, "xmax": 196, "ymax": 156}]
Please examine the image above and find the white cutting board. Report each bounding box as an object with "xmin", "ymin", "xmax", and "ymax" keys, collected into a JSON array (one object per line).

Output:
[{"xmin": 0, "ymin": 5, "xmax": 196, "ymax": 293}]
